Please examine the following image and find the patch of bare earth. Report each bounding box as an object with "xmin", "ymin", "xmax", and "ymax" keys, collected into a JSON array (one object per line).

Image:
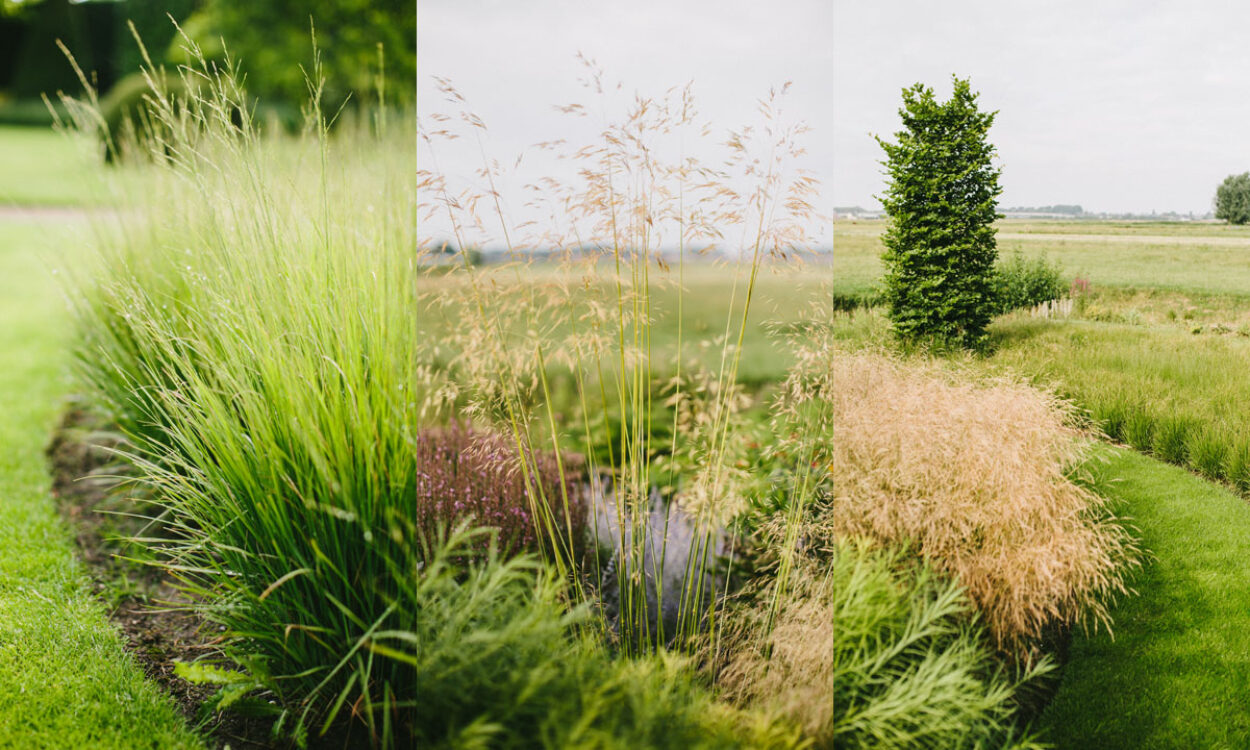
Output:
[{"xmin": 47, "ymin": 409, "xmax": 281, "ymax": 750}]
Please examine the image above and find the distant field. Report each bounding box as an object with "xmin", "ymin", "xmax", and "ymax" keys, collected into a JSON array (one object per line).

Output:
[
  {"xmin": 836, "ymin": 219, "xmax": 1250, "ymax": 296},
  {"xmin": 420, "ymin": 262, "xmax": 833, "ymax": 387}
]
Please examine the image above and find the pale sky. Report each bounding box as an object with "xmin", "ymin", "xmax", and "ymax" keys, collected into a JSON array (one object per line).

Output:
[
  {"xmin": 836, "ymin": 1, "xmax": 1250, "ymax": 215},
  {"xmin": 416, "ymin": 0, "xmax": 833, "ymax": 248},
  {"xmin": 418, "ymin": 1, "xmax": 1247, "ymax": 228}
]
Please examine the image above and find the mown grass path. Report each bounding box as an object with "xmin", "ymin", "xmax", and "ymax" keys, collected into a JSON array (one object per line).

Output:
[
  {"xmin": 0, "ymin": 219, "xmax": 199, "ymax": 748},
  {"xmin": 1041, "ymin": 445, "xmax": 1250, "ymax": 748}
]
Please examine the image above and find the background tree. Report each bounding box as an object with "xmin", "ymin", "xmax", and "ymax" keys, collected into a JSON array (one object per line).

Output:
[
  {"xmin": 183, "ymin": 0, "xmax": 415, "ymax": 112},
  {"xmin": 876, "ymin": 77, "xmax": 1002, "ymax": 349},
  {"xmin": 1215, "ymin": 172, "xmax": 1250, "ymax": 225}
]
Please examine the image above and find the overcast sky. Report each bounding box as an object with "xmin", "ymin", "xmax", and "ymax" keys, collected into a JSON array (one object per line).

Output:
[
  {"xmin": 836, "ymin": 1, "xmax": 1250, "ymax": 215},
  {"xmin": 419, "ymin": 1, "xmax": 1246, "ymax": 226},
  {"xmin": 416, "ymin": 0, "xmax": 833, "ymax": 247}
]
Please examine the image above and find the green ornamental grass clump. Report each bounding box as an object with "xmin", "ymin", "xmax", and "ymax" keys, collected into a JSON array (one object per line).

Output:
[
  {"xmin": 1228, "ymin": 439, "xmax": 1250, "ymax": 493},
  {"xmin": 1187, "ymin": 426, "xmax": 1229, "ymax": 481},
  {"xmin": 1151, "ymin": 414, "xmax": 1193, "ymax": 465},
  {"xmin": 62, "ymin": 47, "xmax": 417, "ymax": 746}
]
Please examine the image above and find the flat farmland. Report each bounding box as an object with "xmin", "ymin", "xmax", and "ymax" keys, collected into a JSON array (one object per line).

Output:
[{"xmin": 836, "ymin": 219, "xmax": 1250, "ymax": 295}]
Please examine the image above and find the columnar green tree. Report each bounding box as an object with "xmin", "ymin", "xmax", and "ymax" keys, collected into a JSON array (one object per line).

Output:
[
  {"xmin": 1215, "ymin": 172, "xmax": 1250, "ymax": 225},
  {"xmin": 876, "ymin": 77, "xmax": 1002, "ymax": 349}
]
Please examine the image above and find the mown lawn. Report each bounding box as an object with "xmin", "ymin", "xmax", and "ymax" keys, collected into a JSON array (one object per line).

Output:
[
  {"xmin": 0, "ymin": 126, "xmax": 110, "ymax": 208},
  {"xmin": 1041, "ymin": 445, "xmax": 1250, "ymax": 748},
  {"xmin": 0, "ymin": 219, "xmax": 200, "ymax": 749}
]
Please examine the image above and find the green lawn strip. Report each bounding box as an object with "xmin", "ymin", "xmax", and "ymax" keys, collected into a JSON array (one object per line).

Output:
[
  {"xmin": 0, "ymin": 220, "xmax": 201, "ymax": 749},
  {"xmin": 0, "ymin": 126, "xmax": 115, "ymax": 209},
  {"xmin": 1040, "ymin": 445, "xmax": 1250, "ymax": 748}
]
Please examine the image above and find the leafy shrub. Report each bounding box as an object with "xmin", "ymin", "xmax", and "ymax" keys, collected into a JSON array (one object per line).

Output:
[
  {"xmin": 717, "ymin": 541, "xmax": 1047, "ymax": 749},
  {"xmin": 877, "ymin": 77, "xmax": 1002, "ymax": 350},
  {"xmin": 1216, "ymin": 172, "xmax": 1250, "ymax": 225},
  {"xmin": 181, "ymin": 0, "xmax": 415, "ymax": 110},
  {"xmin": 811, "ymin": 346, "xmax": 1139, "ymax": 653},
  {"xmin": 417, "ymin": 524, "xmax": 802, "ymax": 750},
  {"xmin": 113, "ymin": 0, "xmax": 200, "ymax": 75},
  {"xmin": 994, "ymin": 252, "xmax": 1067, "ymax": 315},
  {"xmin": 416, "ymin": 421, "xmax": 587, "ymax": 561}
]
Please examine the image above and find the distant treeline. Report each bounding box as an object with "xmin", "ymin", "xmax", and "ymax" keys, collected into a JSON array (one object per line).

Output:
[
  {"xmin": 1003, "ymin": 205, "xmax": 1084, "ymax": 215},
  {"xmin": 424, "ymin": 241, "xmax": 835, "ymax": 265},
  {"xmin": 1004, "ymin": 206, "xmax": 1215, "ymax": 221}
]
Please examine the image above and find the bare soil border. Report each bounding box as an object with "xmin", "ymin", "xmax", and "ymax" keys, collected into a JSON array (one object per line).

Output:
[{"xmin": 46, "ymin": 410, "xmax": 281, "ymax": 750}]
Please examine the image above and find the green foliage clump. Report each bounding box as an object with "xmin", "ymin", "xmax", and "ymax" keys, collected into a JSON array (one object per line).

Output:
[
  {"xmin": 994, "ymin": 252, "xmax": 1067, "ymax": 314},
  {"xmin": 1152, "ymin": 415, "xmax": 1192, "ymax": 465},
  {"xmin": 1092, "ymin": 398, "xmax": 1129, "ymax": 443},
  {"xmin": 1188, "ymin": 427, "xmax": 1229, "ymax": 481},
  {"xmin": 1215, "ymin": 172, "xmax": 1250, "ymax": 225},
  {"xmin": 65, "ymin": 54, "xmax": 418, "ymax": 745},
  {"xmin": 417, "ymin": 524, "xmax": 802, "ymax": 750},
  {"xmin": 95, "ymin": 70, "xmax": 188, "ymax": 161},
  {"xmin": 1228, "ymin": 439, "xmax": 1250, "ymax": 493},
  {"xmin": 830, "ymin": 542, "xmax": 1048, "ymax": 750},
  {"xmin": 113, "ymin": 0, "xmax": 199, "ymax": 74},
  {"xmin": 1122, "ymin": 409, "xmax": 1156, "ymax": 453},
  {"xmin": 186, "ymin": 0, "xmax": 415, "ymax": 110},
  {"xmin": 876, "ymin": 77, "xmax": 1002, "ymax": 349}
]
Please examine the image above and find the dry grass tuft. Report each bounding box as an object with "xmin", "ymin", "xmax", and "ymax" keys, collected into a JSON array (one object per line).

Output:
[
  {"xmin": 716, "ymin": 558, "xmax": 833, "ymax": 742},
  {"xmin": 813, "ymin": 345, "xmax": 1139, "ymax": 653}
]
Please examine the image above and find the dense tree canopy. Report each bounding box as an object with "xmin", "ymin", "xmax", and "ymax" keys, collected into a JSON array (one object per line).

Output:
[
  {"xmin": 875, "ymin": 77, "xmax": 1002, "ymax": 350},
  {"xmin": 1215, "ymin": 172, "xmax": 1250, "ymax": 225},
  {"xmin": 187, "ymin": 0, "xmax": 415, "ymax": 110}
]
